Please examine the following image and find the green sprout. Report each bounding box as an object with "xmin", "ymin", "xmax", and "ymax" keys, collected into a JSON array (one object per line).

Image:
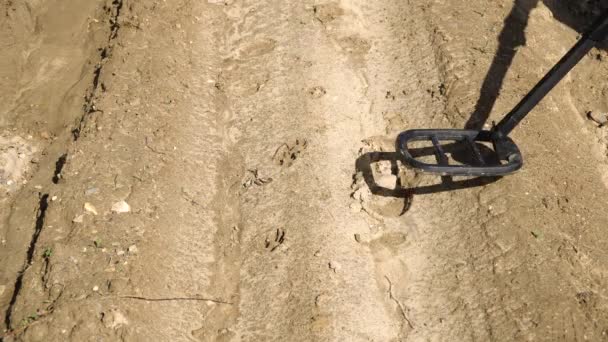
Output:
[{"xmin": 42, "ymin": 247, "xmax": 53, "ymax": 259}]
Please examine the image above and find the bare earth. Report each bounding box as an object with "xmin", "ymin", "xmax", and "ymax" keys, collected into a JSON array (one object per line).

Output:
[{"xmin": 1, "ymin": 0, "xmax": 608, "ymax": 341}]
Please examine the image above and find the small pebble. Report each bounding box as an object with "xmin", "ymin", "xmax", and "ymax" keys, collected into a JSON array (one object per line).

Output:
[
  {"xmin": 112, "ymin": 201, "xmax": 131, "ymax": 213},
  {"xmin": 102, "ymin": 309, "xmax": 129, "ymax": 329},
  {"xmin": 588, "ymin": 111, "xmax": 608, "ymax": 126},
  {"xmin": 72, "ymin": 214, "xmax": 84, "ymax": 223},
  {"xmin": 93, "ymin": 285, "xmax": 99, "ymax": 292},
  {"xmin": 51, "ymin": 196, "xmax": 58, "ymax": 201},
  {"xmin": 84, "ymin": 202, "xmax": 98, "ymax": 215},
  {"xmin": 376, "ymin": 174, "xmax": 397, "ymax": 190},
  {"xmin": 128, "ymin": 245, "xmax": 138, "ymax": 254},
  {"xmin": 85, "ymin": 187, "xmax": 99, "ymax": 196},
  {"xmin": 354, "ymin": 234, "xmax": 361, "ymax": 243}
]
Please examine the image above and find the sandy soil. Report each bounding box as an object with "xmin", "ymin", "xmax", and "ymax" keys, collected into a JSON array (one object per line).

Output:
[{"xmin": 1, "ymin": 0, "xmax": 608, "ymax": 341}]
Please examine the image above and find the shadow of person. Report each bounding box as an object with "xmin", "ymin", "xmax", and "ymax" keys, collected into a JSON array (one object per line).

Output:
[
  {"xmin": 546, "ymin": 0, "xmax": 608, "ymax": 50},
  {"xmin": 465, "ymin": 0, "xmax": 608, "ymax": 131},
  {"xmin": 465, "ymin": 0, "xmax": 540, "ymax": 130}
]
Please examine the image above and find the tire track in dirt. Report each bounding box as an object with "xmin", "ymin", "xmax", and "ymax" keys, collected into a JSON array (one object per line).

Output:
[
  {"xmin": 348, "ymin": 1, "xmax": 458, "ymax": 339},
  {"xmin": 214, "ymin": 0, "xmax": 400, "ymax": 339}
]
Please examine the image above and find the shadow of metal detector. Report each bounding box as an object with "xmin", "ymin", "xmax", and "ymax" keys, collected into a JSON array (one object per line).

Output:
[{"xmin": 397, "ymin": 10, "xmax": 608, "ymax": 177}]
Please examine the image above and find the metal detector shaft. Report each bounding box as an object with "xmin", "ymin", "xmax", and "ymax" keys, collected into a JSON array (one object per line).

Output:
[{"xmin": 495, "ymin": 10, "xmax": 608, "ymax": 136}]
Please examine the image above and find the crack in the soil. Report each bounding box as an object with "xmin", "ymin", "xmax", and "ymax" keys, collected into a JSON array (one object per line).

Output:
[
  {"xmin": 384, "ymin": 275, "xmax": 414, "ymax": 330},
  {"xmin": 3, "ymin": 0, "xmax": 124, "ymax": 333},
  {"xmin": 3, "ymin": 193, "xmax": 49, "ymax": 330},
  {"xmin": 51, "ymin": 153, "xmax": 67, "ymax": 184},
  {"xmin": 117, "ymin": 295, "xmax": 233, "ymax": 305},
  {"xmin": 72, "ymin": 0, "xmax": 124, "ymax": 140}
]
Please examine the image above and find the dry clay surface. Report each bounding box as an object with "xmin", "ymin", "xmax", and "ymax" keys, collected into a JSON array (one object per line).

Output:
[{"xmin": 1, "ymin": 0, "xmax": 608, "ymax": 341}]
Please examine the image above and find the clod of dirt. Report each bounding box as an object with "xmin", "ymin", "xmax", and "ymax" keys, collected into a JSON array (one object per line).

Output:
[
  {"xmin": 349, "ymin": 201, "xmax": 362, "ymax": 213},
  {"xmin": 308, "ymin": 86, "xmax": 327, "ymax": 99},
  {"xmin": 587, "ymin": 111, "xmax": 607, "ymax": 126},
  {"xmin": 0, "ymin": 133, "xmax": 37, "ymax": 192},
  {"xmin": 73, "ymin": 214, "xmax": 84, "ymax": 223},
  {"xmin": 102, "ymin": 309, "xmax": 129, "ymax": 329},
  {"xmin": 376, "ymin": 174, "xmax": 397, "ymax": 190},
  {"xmin": 111, "ymin": 200, "xmax": 131, "ymax": 213}
]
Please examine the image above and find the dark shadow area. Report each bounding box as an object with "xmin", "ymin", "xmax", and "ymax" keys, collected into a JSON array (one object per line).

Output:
[
  {"xmin": 465, "ymin": 0, "xmax": 608, "ymax": 130},
  {"xmin": 547, "ymin": 0, "xmax": 608, "ymax": 44},
  {"xmin": 465, "ymin": 0, "xmax": 539, "ymax": 130},
  {"xmin": 4, "ymin": 193, "xmax": 49, "ymax": 329},
  {"xmin": 356, "ymin": 150, "xmax": 501, "ymax": 198},
  {"xmin": 52, "ymin": 153, "xmax": 67, "ymax": 184},
  {"xmin": 404, "ymin": 138, "xmax": 503, "ymax": 168}
]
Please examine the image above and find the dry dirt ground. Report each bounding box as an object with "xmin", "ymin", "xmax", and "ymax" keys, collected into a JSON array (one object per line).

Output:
[{"xmin": 1, "ymin": 0, "xmax": 608, "ymax": 341}]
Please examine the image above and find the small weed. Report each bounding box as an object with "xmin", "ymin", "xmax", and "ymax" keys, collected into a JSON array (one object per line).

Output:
[
  {"xmin": 42, "ymin": 247, "xmax": 53, "ymax": 259},
  {"xmin": 19, "ymin": 314, "xmax": 39, "ymax": 327}
]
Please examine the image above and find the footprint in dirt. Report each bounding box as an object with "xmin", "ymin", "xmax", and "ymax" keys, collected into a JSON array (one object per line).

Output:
[
  {"xmin": 313, "ymin": 2, "xmax": 372, "ymax": 67},
  {"xmin": 337, "ymin": 35, "xmax": 371, "ymax": 56},
  {"xmin": 239, "ymin": 38, "xmax": 277, "ymax": 59},
  {"xmin": 313, "ymin": 3, "xmax": 344, "ymax": 25},
  {"xmin": 352, "ymin": 137, "xmax": 413, "ymax": 221},
  {"xmin": 272, "ymin": 139, "xmax": 308, "ymax": 168}
]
